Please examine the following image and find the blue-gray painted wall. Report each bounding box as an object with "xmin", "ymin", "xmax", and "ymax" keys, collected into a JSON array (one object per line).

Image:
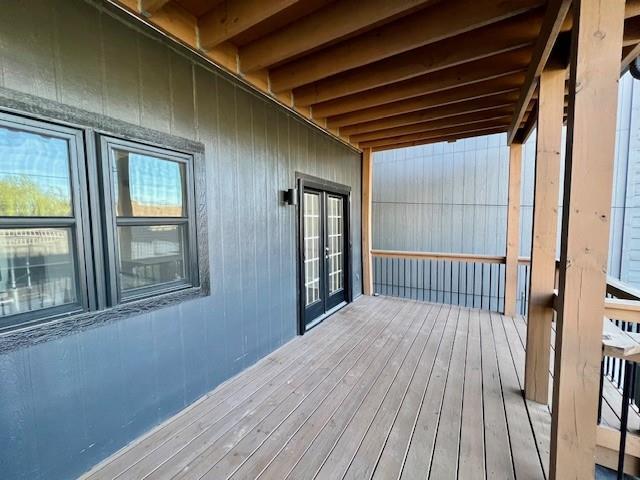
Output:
[
  {"xmin": 0, "ymin": 2, "xmax": 362, "ymax": 479},
  {"xmin": 373, "ymin": 73, "xmax": 640, "ymax": 313}
]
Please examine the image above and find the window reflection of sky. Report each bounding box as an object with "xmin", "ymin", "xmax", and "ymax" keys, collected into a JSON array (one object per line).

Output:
[
  {"xmin": 0, "ymin": 126, "xmax": 72, "ymax": 203},
  {"xmin": 114, "ymin": 151, "xmax": 184, "ymax": 211}
]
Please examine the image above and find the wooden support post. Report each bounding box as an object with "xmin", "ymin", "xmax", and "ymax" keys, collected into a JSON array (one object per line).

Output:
[
  {"xmin": 504, "ymin": 143, "xmax": 522, "ymax": 316},
  {"xmin": 524, "ymin": 68, "xmax": 565, "ymax": 405},
  {"xmin": 550, "ymin": 1, "xmax": 625, "ymax": 478},
  {"xmin": 362, "ymin": 148, "xmax": 374, "ymax": 295}
]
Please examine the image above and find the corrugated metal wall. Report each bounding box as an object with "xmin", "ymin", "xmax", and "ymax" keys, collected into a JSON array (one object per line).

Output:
[
  {"xmin": 0, "ymin": 2, "xmax": 362, "ymax": 479},
  {"xmin": 373, "ymin": 73, "xmax": 639, "ymax": 313}
]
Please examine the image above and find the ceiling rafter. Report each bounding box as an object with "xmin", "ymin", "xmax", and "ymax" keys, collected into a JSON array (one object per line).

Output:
[
  {"xmin": 327, "ymin": 74, "xmax": 524, "ymax": 129},
  {"xmin": 371, "ymin": 127, "xmax": 508, "ymax": 151},
  {"xmin": 269, "ymin": 0, "xmax": 544, "ymax": 92},
  {"xmin": 350, "ymin": 109, "xmax": 514, "ymax": 143},
  {"xmin": 237, "ymin": 0, "xmax": 439, "ymax": 73},
  {"xmin": 308, "ymin": 48, "xmax": 531, "ymax": 116},
  {"xmin": 506, "ymin": 0, "xmax": 571, "ymax": 144},
  {"xmin": 340, "ymin": 95, "xmax": 519, "ymax": 137},
  {"xmin": 359, "ymin": 120, "xmax": 511, "ymax": 149},
  {"xmin": 292, "ymin": 10, "xmax": 544, "ymax": 106},
  {"xmin": 199, "ymin": 0, "xmax": 301, "ymax": 50}
]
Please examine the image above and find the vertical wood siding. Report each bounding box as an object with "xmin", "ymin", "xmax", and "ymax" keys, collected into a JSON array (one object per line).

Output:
[
  {"xmin": 0, "ymin": 2, "xmax": 362, "ymax": 479},
  {"xmin": 373, "ymin": 72, "xmax": 638, "ymax": 313}
]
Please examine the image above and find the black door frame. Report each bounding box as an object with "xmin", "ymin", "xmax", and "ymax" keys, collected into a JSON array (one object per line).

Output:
[{"xmin": 296, "ymin": 172, "xmax": 352, "ymax": 335}]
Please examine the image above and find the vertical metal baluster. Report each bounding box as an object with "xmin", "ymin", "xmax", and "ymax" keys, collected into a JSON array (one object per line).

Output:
[
  {"xmin": 472, "ymin": 263, "xmax": 476, "ymax": 308},
  {"xmin": 489, "ymin": 263, "xmax": 493, "ymax": 312},
  {"xmin": 449, "ymin": 260, "xmax": 453, "ymax": 305}
]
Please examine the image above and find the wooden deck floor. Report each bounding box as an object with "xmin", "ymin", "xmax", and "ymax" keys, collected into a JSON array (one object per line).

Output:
[{"xmin": 81, "ymin": 296, "xmax": 550, "ymax": 480}]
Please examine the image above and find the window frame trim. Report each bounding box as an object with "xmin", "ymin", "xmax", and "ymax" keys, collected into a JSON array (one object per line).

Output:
[
  {"xmin": 97, "ymin": 134, "xmax": 200, "ymax": 305},
  {"xmin": 0, "ymin": 112, "xmax": 95, "ymax": 330},
  {"xmin": 0, "ymin": 87, "xmax": 210, "ymax": 353}
]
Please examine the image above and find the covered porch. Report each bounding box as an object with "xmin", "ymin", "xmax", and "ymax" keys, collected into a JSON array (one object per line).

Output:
[{"xmin": 82, "ymin": 295, "xmax": 550, "ymax": 480}]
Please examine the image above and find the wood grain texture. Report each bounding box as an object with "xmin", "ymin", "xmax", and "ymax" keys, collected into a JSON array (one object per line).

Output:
[
  {"xmin": 550, "ymin": 0, "xmax": 626, "ymax": 478},
  {"xmin": 504, "ymin": 143, "xmax": 522, "ymax": 316},
  {"xmin": 525, "ymin": 68, "xmax": 564, "ymax": 404},
  {"xmin": 81, "ymin": 297, "xmax": 549, "ymax": 480}
]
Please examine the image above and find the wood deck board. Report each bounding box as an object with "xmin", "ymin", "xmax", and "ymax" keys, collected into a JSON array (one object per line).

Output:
[{"xmin": 81, "ymin": 297, "xmax": 549, "ymax": 480}]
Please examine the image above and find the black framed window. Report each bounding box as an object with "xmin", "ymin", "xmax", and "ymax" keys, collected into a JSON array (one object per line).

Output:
[
  {"xmin": 99, "ymin": 137, "xmax": 198, "ymax": 303},
  {"xmin": 0, "ymin": 113, "xmax": 92, "ymax": 329},
  {"xmin": 0, "ymin": 110, "xmax": 203, "ymax": 333}
]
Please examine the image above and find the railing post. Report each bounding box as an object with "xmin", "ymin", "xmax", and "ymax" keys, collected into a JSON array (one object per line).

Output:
[
  {"xmin": 550, "ymin": 0, "xmax": 625, "ymax": 478},
  {"xmin": 362, "ymin": 147, "xmax": 374, "ymax": 295},
  {"xmin": 524, "ymin": 67, "xmax": 565, "ymax": 405},
  {"xmin": 504, "ymin": 143, "xmax": 522, "ymax": 316}
]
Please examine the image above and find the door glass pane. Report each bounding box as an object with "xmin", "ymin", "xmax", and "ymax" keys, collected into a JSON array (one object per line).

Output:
[
  {"xmin": 113, "ymin": 149, "xmax": 186, "ymax": 217},
  {"xmin": 327, "ymin": 196, "xmax": 344, "ymax": 294},
  {"xmin": 0, "ymin": 228, "xmax": 77, "ymax": 317},
  {"xmin": 118, "ymin": 224, "xmax": 187, "ymax": 292},
  {"xmin": 304, "ymin": 192, "xmax": 321, "ymax": 306},
  {"xmin": 0, "ymin": 125, "xmax": 73, "ymax": 216}
]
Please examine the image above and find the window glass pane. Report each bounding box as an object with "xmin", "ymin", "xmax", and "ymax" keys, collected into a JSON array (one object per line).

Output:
[
  {"xmin": 118, "ymin": 224, "xmax": 187, "ymax": 292},
  {"xmin": 304, "ymin": 192, "xmax": 321, "ymax": 306},
  {"xmin": 0, "ymin": 228, "xmax": 78, "ymax": 317},
  {"xmin": 0, "ymin": 125, "xmax": 73, "ymax": 216},
  {"xmin": 113, "ymin": 150, "xmax": 186, "ymax": 217}
]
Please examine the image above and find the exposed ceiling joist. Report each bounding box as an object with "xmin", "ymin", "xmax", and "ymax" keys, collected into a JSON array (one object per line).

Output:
[
  {"xmin": 513, "ymin": 102, "xmax": 538, "ymax": 144},
  {"xmin": 140, "ymin": 0, "xmax": 171, "ymax": 15},
  {"xmin": 327, "ymin": 74, "xmax": 524, "ymax": 128},
  {"xmin": 506, "ymin": 0, "xmax": 571, "ymax": 145},
  {"xmin": 360, "ymin": 120, "xmax": 511, "ymax": 149},
  {"xmin": 339, "ymin": 95, "xmax": 519, "ymax": 136},
  {"xmin": 372, "ymin": 126, "xmax": 508, "ymax": 151},
  {"xmin": 307, "ymin": 47, "xmax": 531, "ymax": 115},
  {"xmin": 199, "ymin": 0, "xmax": 301, "ymax": 49},
  {"xmin": 237, "ymin": 0, "xmax": 438, "ymax": 73},
  {"xmin": 622, "ymin": 42, "xmax": 640, "ymax": 72},
  {"xmin": 350, "ymin": 109, "xmax": 514, "ymax": 143},
  {"xmin": 269, "ymin": 0, "xmax": 544, "ymax": 92},
  {"xmin": 292, "ymin": 10, "xmax": 543, "ymax": 105}
]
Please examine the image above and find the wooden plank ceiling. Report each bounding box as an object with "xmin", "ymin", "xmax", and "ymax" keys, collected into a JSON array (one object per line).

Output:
[{"xmin": 113, "ymin": 0, "xmax": 640, "ymax": 151}]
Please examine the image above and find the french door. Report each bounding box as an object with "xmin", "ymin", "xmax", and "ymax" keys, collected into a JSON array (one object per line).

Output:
[{"xmin": 298, "ymin": 177, "xmax": 350, "ymax": 331}]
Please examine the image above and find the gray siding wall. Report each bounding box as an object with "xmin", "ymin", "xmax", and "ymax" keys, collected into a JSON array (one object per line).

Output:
[
  {"xmin": 0, "ymin": 2, "xmax": 362, "ymax": 479},
  {"xmin": 373, "ymin": 73, "xmax": 639, "ymax": 311}
]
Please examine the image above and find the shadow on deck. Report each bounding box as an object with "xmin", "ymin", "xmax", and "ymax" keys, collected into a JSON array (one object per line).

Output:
[{"xmin": 81, "ymin": 295, "xmax": 550, "ymax": 480}]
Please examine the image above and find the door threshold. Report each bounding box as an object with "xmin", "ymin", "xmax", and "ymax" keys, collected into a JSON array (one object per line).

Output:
[{"xmin": 305, "ymin": 301, "xmax": 348, "ymax": 332}]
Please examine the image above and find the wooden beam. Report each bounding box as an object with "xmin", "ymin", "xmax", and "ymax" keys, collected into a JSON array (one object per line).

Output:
[
  {"xmin": 349, "ymin": 109, "xmax": 513, "ymax": 143},
  {"xmin": 506, "ymin": 0, "xmax": 571, "ymax": 145},
  {"xmin": 292, "ymin": 11, "xmax": 543, "ymax": 105},
  {"xmin": 372, "ymin": 249, "xmax": 506, "ymax": 264},
  {"xmin": 270, "ymin": 0, "xmax": 544, "ymax": 92},
  {"xmin": 237, "ymin": 0, "xmax": 438, "ymax": 73},
  {"xmin": 327, "ymin": 75, "xmax": 524, "ymax": 129},
  {"xmin": 140, "ymin": 0, "xmax": 171, "ymax": 15},
  {"xmin": 622, "ymin": 42, "xmax": 640, "ymax": 72},
  {"xmin": 524, "ymin": 68, "xmax": 565, "ymax": 405},
  {"xmin": 307, "ymin": 48, "xmax": 531, "ymax": 115},
  {"xmin": 550, "ymin": 0, "xmax": 626, "ymax": 478},
  {"xmin": 358, "ymin": 120, "xmax": 511, "ymax": 149},
  {"xmin": 504, "ymin": 143, "xmax": 522, "ymax": 317},
  {"xmin": 512, "ymin": 101, "xmax": 538, "ymax": 144},
  {"xmin": 340, "ymin": 96, "xmax": 518, "ymax": 137},
  {"xmin": 362, "ymin": 148, "xmax": 374, "ymax": 296},
  {"xmin": 371, "ymin": 126, "xmax": 508, "ymax": 151},
  {"xmin": 199, "ymin": 0, "xmax": 301, "ymax": 50}
]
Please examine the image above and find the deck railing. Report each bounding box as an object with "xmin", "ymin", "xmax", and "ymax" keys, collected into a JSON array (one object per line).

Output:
[{"xmin": 371, "ymin": 250, "xmax": 507, "ymax": 312}]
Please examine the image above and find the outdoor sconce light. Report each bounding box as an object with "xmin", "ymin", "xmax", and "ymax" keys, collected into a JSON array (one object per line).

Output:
[{"xmin": 282, "ymin": 188, "xmax": 297, "ymax": 206}]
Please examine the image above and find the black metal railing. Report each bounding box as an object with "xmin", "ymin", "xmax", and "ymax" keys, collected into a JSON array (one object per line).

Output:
[
  {"xmin": 372, "ymin": 252, "xmax": 505, "ymax": 312},
  {"xmin": 517, "ymin": 261, "xmax": 531, "ymax": 316}
]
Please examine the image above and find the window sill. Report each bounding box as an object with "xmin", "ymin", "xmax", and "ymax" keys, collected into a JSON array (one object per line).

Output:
[{"xmin": 0, "ymin": 285, "xmax": 207, "ymax": 355}]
